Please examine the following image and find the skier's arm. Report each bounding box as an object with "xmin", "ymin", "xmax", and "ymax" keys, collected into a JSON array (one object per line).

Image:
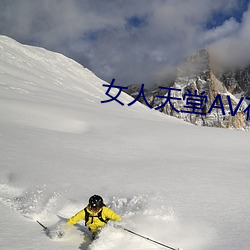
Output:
[
  {"xmin": 67, "ymin": 209, "xmax": 85, "ymax": 225},
  {"xmin": 104, "ymin": 207, "xmax": 122, "ymax": 222}
]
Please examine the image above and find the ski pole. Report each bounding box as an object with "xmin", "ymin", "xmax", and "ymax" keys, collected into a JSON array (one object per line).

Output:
[
  {"xmin": 37, "ymin": 220, "xmax": 48, "ymax": 231},
  {"xmin": 122, "ymin": 227, "xmax": 180, "ymax": 250}
]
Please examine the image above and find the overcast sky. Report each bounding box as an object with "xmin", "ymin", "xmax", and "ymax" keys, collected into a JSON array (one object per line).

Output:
[{"xmin": 0, "ymin": 0, "xmax": 249, "ymax": 86}]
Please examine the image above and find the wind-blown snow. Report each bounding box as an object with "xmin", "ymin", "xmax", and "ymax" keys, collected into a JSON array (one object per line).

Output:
[{"xmin": 0, "ymin": 36, "xmax": 249, "ymax": 250}]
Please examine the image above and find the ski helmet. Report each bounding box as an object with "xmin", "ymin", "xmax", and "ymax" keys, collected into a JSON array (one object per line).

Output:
[{"xmin": 89, "ymin": 195, "xmax": 104, "ymax": 210}]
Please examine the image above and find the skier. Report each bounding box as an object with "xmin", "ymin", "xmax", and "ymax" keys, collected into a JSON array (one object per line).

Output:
[{"xmin": 66, "ymin": 194, "xmax": 121, "ymax": 239}]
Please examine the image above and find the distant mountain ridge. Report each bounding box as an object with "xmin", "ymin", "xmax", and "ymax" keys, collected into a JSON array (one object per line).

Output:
[{"xmin": 124, "ymin": 49, "xmax": 250, "ymax": 130}]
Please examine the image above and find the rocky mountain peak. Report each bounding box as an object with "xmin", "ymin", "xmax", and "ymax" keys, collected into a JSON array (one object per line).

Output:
[
  {"xmin": 177, "ymin": 48, "xmax": 210, "ymax": 78},
  {"xmin": 125, "ymin": 49, "xmax": 250, "ymax": 130}
]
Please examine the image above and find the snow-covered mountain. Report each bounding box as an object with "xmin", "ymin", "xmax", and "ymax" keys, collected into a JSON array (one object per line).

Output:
[
  {"xmin": 125, "ymin": 49, "xmax": 250, "ymax": 130},
  {"xmin": 0, "ymin": 36, "xmax": 250, "ymax": 250}
]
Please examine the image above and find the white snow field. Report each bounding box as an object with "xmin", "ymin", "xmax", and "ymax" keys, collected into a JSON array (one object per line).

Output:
[{"xmin": 0, "ymin": 35, "xmax": 249, "ymax": 250}]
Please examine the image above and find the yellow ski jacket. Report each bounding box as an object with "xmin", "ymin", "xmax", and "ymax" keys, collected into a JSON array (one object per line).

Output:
[{"xmin": 67, "ymin": 206, "xmax": 121, "ymax": 233}]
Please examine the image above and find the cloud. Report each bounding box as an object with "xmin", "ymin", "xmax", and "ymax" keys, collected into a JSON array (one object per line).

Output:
[
  {"xmin": 200, "ymin": 18, "xmax": 240, "ymax": 45},
  {"xmin": 208, "ymin": 4, "xmax": 250, "ymax": 69},
  {"xmin": 0, "ymin": 0, "xmax": 249, "ymax": 86}
]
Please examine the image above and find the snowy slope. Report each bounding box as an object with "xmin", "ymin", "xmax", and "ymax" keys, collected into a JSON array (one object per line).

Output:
[{"xmin": 0, "ymin": 36, "xmax": 250, "ymax": 250}]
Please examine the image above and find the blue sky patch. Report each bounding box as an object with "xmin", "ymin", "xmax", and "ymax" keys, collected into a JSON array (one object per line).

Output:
[
  {"xmin": 126, "ymin": 15, "xmax": 148, "ymax": 28},
  {"xmin": 206, "ymin": 0, "xmax": 249, "ymax": 29}
]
